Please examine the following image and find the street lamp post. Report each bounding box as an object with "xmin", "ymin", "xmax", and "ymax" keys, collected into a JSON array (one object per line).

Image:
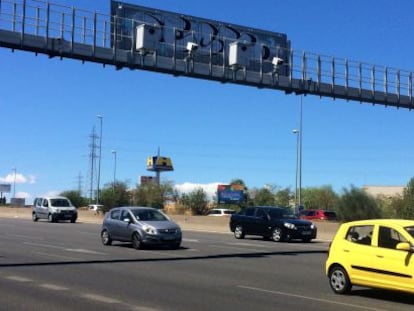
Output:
[
  {"xmin": 292, "ymin": 129, "xmax": 299, "ymax": 209},
  {"xmin": 293, "ymin": 95, "xmax": 303, "ymax": 213},
  {"xmin": 12, "ymin": 167, "xmax": 16, "ymax": 198},
  {"xmin": 97, "ymin": 115, "xmax": 103, "ymax": 203},
  {"xmin": 112, "ymin": 150, "xmax": 117, "ymax": 192}
]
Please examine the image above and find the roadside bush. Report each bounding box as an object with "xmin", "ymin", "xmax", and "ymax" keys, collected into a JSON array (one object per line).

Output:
[{"xmin": 337, "ymin": 186, "xmax": 382, "ymax": 221}]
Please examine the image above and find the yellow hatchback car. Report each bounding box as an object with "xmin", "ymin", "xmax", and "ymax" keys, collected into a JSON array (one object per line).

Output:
[{"xmin": 326, "ymin": 219, "xmax": 414, "ymax": 294}]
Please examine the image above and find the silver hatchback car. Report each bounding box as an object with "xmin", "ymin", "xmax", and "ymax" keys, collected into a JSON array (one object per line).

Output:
[{"xmin": 101, "ymin": 206, "xmax": 182, "ymax": 249}]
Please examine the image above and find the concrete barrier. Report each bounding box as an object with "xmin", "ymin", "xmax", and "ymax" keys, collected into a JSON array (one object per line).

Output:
[{"xmin": 0, "ymin": 207, "xmax": 339, "ymax": 241}]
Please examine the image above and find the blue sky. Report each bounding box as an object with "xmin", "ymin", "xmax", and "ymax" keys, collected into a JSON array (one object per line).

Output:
[{"xmin": 2, "ymin": 0, "xmax": 414, "ymax": 203}]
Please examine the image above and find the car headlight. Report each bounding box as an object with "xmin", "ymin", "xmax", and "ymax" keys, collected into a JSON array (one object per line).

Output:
[
  {"xmin": 55, "ymin": 209, "xmax": 60, "ymax": 213},
  {"xmin": 142, "ymin": 225, "xmax": 157, "ymax": 235},
  {"xmin": 284, "ymin": 222, "xmax": 297, "ymax": 230},
  {"xmin": 311, "ymin": 224, "xmax": 316, "ymax": 230}
]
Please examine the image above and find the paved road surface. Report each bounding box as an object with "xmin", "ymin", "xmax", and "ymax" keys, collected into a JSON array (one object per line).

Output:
[{"xmin": 1, "ymin": 218, "xmax": 414, "ymax": 311}]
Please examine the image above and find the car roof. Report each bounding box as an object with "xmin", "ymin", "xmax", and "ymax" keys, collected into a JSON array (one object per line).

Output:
[
  {"xmin": 114, "ymin": 206, "xmax": 156, "ymax": 211},
  {"xmin": 41, "ymin": 196, "xmax": 70, "ymax": 200},
  {"xmin": 342, "ymin": 219, "xmax": 414, "ymax": 227},
  {"xmin": 255, "ymin": 206, "xmax": 285, "ymax": 210}
]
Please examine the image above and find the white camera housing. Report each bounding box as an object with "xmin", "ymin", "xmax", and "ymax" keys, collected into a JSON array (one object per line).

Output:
[
  {"xmin": 186, "ymin": 42, "xmax": 198, "ymax": 52},
  {"xmin": 136, "ymin": 24, "xmax": 160, "ymax": 51},
  {"xmin": 229, "ymin": 41, "xmax": 249, "ymax": 67},
  {"xmin": 272, "ymin": 57, "xmax": 284, "ymax": 66}
]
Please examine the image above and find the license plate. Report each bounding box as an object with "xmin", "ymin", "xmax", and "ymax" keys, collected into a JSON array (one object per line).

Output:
[{"xmin": 302, "ymin": 231, "xmax": 311, "ymax": 235}]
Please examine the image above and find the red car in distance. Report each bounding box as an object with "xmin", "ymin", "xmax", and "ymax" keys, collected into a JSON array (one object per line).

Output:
[{"xmin": 299, "ymin": 209, "xmax": 337, "ymax": 221}]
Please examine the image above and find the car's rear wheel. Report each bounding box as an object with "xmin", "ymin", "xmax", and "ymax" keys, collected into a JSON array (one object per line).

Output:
[
  {"xmin": 32, "ymin": 212, "xmax": 38, "ymax": 222},
  {"xmin": 101, "ymin": 229, "xmax": 112, "ymax": 246},
  {"xmin": 271, "ymin": 227, "xmax": 283, "ymax": 242},
  {"xmin": 234, "ymin": 225, "xmax": 245, "ymax": 239},
  {"xmin": 329, "ymin": 265, "xmax": 352, "ymax": 294},
  {"xmin": 132, "ymin": 232, "xmax": 144, "ymax": 249}
]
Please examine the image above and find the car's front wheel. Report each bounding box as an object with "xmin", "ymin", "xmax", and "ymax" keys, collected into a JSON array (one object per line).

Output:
[
  {"xmin": 234, "ymin": 225, "xmax": 245, "ymax": 239},
  {"xmin": 132, "ymin": 232, "xmax": 144, "ymax": 250},
  {"xmin": 271, "ymin": 227, "xmax": 283, "ymax": 242},
  {"xmin": 48, "ymin": 213, "xmax": 55, "ymax": 223},
  {"xmin": 101, "ymin": 229, "xmax": 112, "ymax": 246},
  {"xmin": 329, "ymin": 265, "xmax": 352, "ymax": 294},
  {"xmin": 32, "ymin": 212, "xmax": 38, "ymax": 222}
]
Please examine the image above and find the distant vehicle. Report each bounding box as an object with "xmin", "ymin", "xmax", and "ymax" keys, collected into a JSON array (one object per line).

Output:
[
  {"xmin": 101, "ymin": 206, "xmax": 182, "ymax": 249},
  {"xmin": 229, "ymin": 206, "xmax": 317, "ymax": 242},
  {"xmin": 299, "ymin": 209, "xmax": 337, "ymax": 221},
  {"xmin": 326, "ymin": 219, "xmax": 414, "ymax": 295},
  {"xmin": 32, "ymin": 196, "xmax": 78, "ymax": 223},
  {"xmin": 88, "ymin": 204, "xmax": 104, "ymax": 213},
  {"xmin": 207, "ymin": 208, "xmax": 235, "ymax": 216}
]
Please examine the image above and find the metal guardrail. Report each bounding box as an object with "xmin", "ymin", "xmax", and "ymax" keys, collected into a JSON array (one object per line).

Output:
[{"xmin": 1, "ymin": 0, "xmax": 413, "ymax": 109}]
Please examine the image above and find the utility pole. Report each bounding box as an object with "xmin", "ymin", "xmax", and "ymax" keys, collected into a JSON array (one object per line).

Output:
[
  {"xmin": 77, "ymin": 172, "xmax": 83, "ymax": 195},
  {"xmin": 96, "ymin": 115, "xmax": 103, "ymax": 204},
  {"xmin": 88, "ymin": 126, "xmax": 98, "ymax": 203}
]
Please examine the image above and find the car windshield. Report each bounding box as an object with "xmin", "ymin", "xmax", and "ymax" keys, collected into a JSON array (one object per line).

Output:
[
  {"xmin": 50, "ymin": 199, "xmax": 71, "ymax": 207},
  {"xmin": 132, "ymin": 209, "xmax": 168, "ymax": 221},
  {"xmin": 268, "ymin": 209, "xmax": 297, "ymax": 219},
  {"xmin": 404, "ymin": 226, "xmax": 414, "ymax": 238}
]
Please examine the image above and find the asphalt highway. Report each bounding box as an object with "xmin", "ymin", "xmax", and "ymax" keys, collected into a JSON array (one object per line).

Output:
[{"xmin": 1, "ymin": 218, "xmax": 414, "ymax": 311}]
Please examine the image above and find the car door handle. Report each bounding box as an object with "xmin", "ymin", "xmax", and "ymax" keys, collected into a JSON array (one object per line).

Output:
[
  {"xmin": 376, "ymin": 255, "xmax": 384, "ymax": 258},
  {"xmin": 343, "ymin": 249, "xmax": 350, "ymax": 253}
]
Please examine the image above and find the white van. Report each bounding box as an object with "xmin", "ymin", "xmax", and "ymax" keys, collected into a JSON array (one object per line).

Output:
[{"xmin": 32, "ymin": 196, "xmax": 78, "ymax": 223}]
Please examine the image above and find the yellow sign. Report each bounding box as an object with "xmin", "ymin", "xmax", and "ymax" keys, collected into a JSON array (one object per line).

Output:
[{"xmin": 147, "ymin": 156, "xmax": 174, "ymax": 171}]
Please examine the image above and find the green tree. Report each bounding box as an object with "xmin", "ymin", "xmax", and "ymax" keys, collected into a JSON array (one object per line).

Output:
[
  {"xmin": 251, "ymin": 187, "xmax": 275, "ymax": 206},
  {"xmin": 393, "ymin": 177, "xmax": 414, "ymax": 219},
  {"xmin": 301, "ymin": 186, "xmax": 338, "ymax": 210},
  {"xmin": 180, "ymin": 187, "xmax": 209, "ymax": 215},
  {"xmin": 100, "ymin": 181, "xmax": 130, "ymax": 212},
  {"xmin": 274, "ymin": 187, "xmax": 292, "ymax": 207},
  {"xmin": 337, "ymin": 186, "xmax": 382, "ymax": 221},
  {"xmin": 59, "ymin": 190, "xmax": 87, "ymax": 208},
  {"xmin": 132, "ymin": 181, "xmax": 174, "ymax": 209}
]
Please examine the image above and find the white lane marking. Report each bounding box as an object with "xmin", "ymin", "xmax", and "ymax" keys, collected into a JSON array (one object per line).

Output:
[
  {"xmin": 229, "ymin": 242, "xmax": 273, "ymax": 248},
  {"xmin": 182, "ymin": 238, "xmax": 199, "ymax": 242},
  {"xmin": 25, "ymin": 242, "xmax": 107, "ymax": 256},
  {"xmin": 33, "ymin": 251, "xmax": 82, "ymax": 261},
  {"xmin": 81, "ymin": 293, "xmax": 120, "ymax": 304},
  {"xmin": 238, "ymin": 285, "xmax": 388, "ymax": 311},
  {"xmin": 40, "ymin": 284, "xmax": 69, "ymax": 291},
  {"xmin": 6, "ymin": 276, "xmax": 33, "ymax": 282},
  {"xmin": 65, "ymin": 248, "xmax": 107, "ymax": 255},
  {"xmin": 6, "ymin": 233, "xmax": 44, "ymax": 240},
  {"xmin": 24, "ymin": 242, "xmax": 63, "ymax": 249}
]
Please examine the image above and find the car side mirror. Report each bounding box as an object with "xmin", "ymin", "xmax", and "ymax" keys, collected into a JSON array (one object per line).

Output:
[
  {"xmin": 123, "ymin": 217, "xmax": 132, "ymax": 223},
  {"xmin": 396, "ymin": 242, "xmax": 413, "ymax": 252}
]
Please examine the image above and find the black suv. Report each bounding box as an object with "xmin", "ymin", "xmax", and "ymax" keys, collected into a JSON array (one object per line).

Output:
[{"xmin": 229, "ymin": 206, "xmax": 317, "ymax": 242}]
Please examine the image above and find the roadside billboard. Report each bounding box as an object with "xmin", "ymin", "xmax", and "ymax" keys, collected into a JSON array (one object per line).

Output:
[
  {"xmin": 0, "ymin": 184, "xmax": 11, "ymax": 193},
  {"xmin": 146, "ymin": 156, "xmax": 174, "ymax": 172},
  {"xmin": 217, "ymin": 184, "xmax": 245, "ymax": 204}
]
